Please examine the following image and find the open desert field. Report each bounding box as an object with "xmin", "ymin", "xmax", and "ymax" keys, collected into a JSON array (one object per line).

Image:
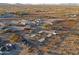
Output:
[{"xmin": 0, "ymin": 4, "xmax": 79, "ymax": 55}]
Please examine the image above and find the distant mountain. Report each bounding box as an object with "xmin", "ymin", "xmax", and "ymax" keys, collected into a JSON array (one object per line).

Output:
[{"xmin": 0, "ymin": 3, "xmax": 79, "ymax": 7}]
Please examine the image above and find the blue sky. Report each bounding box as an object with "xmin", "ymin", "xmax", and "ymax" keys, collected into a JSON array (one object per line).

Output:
[{"xmin": 0, "ymin": 0, "xmax": 79, "ymax": 4}]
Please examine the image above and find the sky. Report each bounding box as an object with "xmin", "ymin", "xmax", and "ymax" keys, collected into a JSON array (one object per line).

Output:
[{"xmin": 0, "ymin": 0, "xmax": 79, "ymax": 4}]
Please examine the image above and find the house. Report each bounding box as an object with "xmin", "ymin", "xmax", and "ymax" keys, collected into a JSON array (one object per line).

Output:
[
  {"xmin": 18, "ymin": 19, "xmax": 27, "ymax": 25},
  {"xmin": 30, "ymin": 34, "xmax": 36, "ymax": 38},
  {"xmin": 65, "ymin": 14, "xmax": 78, "ymax": 18},
  {"xmin": 38, "ymin": 38, "xmax": 46, "ymax": 42},
  {"xmin": 35, "ymin": 19, "xmax": 43, "ymax": 26}
]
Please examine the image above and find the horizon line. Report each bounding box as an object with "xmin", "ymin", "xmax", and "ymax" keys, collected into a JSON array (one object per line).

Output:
[{"xmin": 0, "ymin": 3, "xmax": 79, "ymax": 5}]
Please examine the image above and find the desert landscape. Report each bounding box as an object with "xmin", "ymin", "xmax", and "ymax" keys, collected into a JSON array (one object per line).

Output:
[{"xmin": 0, "ymin": 3, "xmax": 79, "ymax": 55}]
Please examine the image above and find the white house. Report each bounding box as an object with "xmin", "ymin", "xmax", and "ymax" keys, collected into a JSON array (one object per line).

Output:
[{"xmin": 18, "ymin": 19, "xmax": 27, "ymax": 25}]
